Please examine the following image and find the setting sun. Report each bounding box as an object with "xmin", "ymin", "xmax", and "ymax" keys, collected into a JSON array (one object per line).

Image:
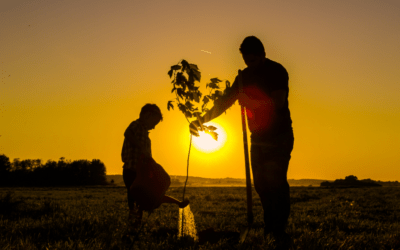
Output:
[{"xmin": 192, "ymin": 122, "xmax": 227, "ymax": 153}]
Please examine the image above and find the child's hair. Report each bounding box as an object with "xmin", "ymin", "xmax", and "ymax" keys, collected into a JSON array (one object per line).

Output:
[{"xmin": 140, "ymin": 103, "xmax": 163, "ymax": 121}]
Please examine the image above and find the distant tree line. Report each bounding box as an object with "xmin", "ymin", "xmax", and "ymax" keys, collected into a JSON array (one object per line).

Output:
[
  {"xmin": 0, "ymin": 154, "xmax": 107, "ymax": 186},
  {"xmin": 320, "ymin": 175, "xmax": 382, "ymax": 188}
]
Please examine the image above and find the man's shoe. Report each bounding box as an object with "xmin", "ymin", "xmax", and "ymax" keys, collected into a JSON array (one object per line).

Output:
[
  {"xmin": 264, "ymin": 228, "xmax": 272, "ymax": 238},
  {"xmin": 272, "ymin": 231, "xmax": 292, "ymax": 250}
]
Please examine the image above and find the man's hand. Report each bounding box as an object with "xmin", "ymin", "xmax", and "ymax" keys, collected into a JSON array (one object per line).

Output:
[{"xmin": 189, "ymin": 120, "xmax": 202, "ymax": 137}]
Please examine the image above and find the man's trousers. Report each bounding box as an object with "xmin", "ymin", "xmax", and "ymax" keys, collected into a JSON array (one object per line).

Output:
[{"xmin": 250, "ymin": 131, "xmax": 294, "ymax": 234}]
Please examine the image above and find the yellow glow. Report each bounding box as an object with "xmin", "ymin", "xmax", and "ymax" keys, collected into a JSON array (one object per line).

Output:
[
  {"xmin": 192, "ymin": 122, "xmax": 227, "ymax": 153},
  {"xmin": 1, "ymin": 0, "xmax": 400, "ymax": 181}
]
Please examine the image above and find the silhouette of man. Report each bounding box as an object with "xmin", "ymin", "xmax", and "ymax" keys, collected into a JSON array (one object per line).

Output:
[{"xmin": 190, "ymin": 36, "xmax": 294, "ymax": 240}]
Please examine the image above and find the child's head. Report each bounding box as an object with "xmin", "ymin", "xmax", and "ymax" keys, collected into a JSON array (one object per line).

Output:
[{"xmin": 139, "ymin": 104, "xmax": 163, "ymax": 130}]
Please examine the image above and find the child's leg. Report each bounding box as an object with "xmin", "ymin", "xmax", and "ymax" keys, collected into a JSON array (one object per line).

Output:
[
  {"xmin": 123, "ymin": 167, "xmax": 137, "ymax": 210},
  {"xmin": 123, "ymin": 166, "xmax": 141, "ymax": 225}
]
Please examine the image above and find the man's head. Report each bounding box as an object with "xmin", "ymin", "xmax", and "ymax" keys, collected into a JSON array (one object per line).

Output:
[
  {"xmin": 139, "ymin": 103, "xmax": 163, "ymax": 130},
  {"xmin": 240, "ymin": 36, "xmax": 266, "ymax": 69}
]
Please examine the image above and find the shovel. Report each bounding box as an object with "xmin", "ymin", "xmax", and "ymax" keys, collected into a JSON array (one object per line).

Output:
[{"xmin": 238, "ymin": 70, "xmax": 254, "ymax": 244}]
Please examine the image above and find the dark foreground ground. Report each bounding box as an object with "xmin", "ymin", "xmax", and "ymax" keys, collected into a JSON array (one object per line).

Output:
[{"xmin": 1, "ymin": 186, "xmax": 399, "ymax": 249}]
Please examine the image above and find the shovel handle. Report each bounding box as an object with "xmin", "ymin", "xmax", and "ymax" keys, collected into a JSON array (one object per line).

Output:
[{"xmin": 238, "ymin": 70, "xmax": 254, "ymax": 225}]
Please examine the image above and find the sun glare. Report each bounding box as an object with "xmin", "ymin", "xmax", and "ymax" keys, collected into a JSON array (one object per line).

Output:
[{"xmin": 192, "ymin": 122, "xmax": 226, "ymax": 153}]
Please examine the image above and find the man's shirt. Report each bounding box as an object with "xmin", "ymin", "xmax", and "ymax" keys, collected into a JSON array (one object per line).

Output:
[
  {"xmin": 121, "ymin": 119, "xmax": 152, "ymax": 170},
  {"xmin": 211, "ymin": 58, "xmax": 293, "ymax": 142}
]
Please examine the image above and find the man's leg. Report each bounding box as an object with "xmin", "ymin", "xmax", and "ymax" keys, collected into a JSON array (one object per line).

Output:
[{"xmin": 250, "ymin": 133, "xmax": 294, "ymax": 235}]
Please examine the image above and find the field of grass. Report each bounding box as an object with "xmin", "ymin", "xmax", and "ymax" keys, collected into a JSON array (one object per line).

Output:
[{"xmin": 1, "ymin": 186, "xmax": 399, "ymax": 249}]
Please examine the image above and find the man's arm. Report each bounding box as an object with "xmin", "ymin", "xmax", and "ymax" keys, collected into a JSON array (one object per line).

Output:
[
  {"xmin": 190, "ymin": 75, "xmax": 240, "ymax": 136},
  {"xmin": 200, "ymin": 76, "xmax": 240, "ymax": 124}
]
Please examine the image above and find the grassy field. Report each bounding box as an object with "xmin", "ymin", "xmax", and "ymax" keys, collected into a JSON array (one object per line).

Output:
[{"xmin": 1, "ymin": 186, "xmax": 399, "ymax": 249}]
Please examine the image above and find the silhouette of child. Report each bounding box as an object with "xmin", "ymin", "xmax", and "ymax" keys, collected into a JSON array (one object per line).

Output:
[{"xmin": 122, "ymin": 103, "xmax": 189, "ymax": 228}]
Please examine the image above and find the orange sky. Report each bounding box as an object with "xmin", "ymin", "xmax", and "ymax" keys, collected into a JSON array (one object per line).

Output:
[{"xmin": 1, "ymin": 0, "xmax": 399, "ymax": 181}]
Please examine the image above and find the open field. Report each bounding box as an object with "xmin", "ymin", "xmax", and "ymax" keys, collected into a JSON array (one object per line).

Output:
[{"xmin": 1, "ymin": 186, "xmax": 399, "ymax": 249}]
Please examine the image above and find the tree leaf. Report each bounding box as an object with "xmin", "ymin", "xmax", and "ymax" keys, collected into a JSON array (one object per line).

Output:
[
  {"xmin": 171, "ymin": 65, "xmax": 181, "ymax": 71},
  {"xmin": 188, "ymin": 74, "xmax": 194, "ymax": 85},
  {"xmin": 202, "ymin": 96, "xmax": 209, "ymax": 105},
  {"xmin": 208, "ymin": 82, "xmax": 219, "ymax": 89},
  {"xmin": 193, "ymin": 92, "xmax": 200, "ymax": 103},
  {"xmin": 189, "ymin": 64, "xmax": 198, "ymax": 70},
  {"xmin": 177, "ymin": 88, "xmax": 185, "ymax": 99},
  {"xmin": 193, "ymin": 111, "xmax": 202, "ymax": 118},
  {"xmin": 193, "ymin": 69, "xmax": 201, "ymax": 82},
  {"xmin": 185, "ymin": 101, "xmax": 194, "ymax": 111},
  {"xmin": 210, "ymin": 78, "xmax": 222, "ymax": 83},
  {"xmin": 168, "ymin": 69, "xmax": 173, "ymax": 78},
  {"xmin": 208, "ymin": 131, "xmax": 218, "ymax": 141},
  {"xmin": 176, "ymin": 72, "xmax": 187, "ymax": 86},
  {"xmin": 181, "ymin": 60, "xmax": 189, "ymax": 72},
  {"xmin": 178, "ymin": 103, "xmax": 186, "ymax": 113},
  {"xmin": 189, "ymin": 91, "xmax": 196, "ymax": 101},
  {"xmin": 187, "ymin": 80, "xmax": 195, "ymax": 91},
  {"xmin": 207, "ymin": 125, "xmax": 217, "ymax": 131},
  {"xmin": 167, "ymin": 101, "xmax": 174, "ymax": 111},
  {"xmin": 185, "ymin": 111, "xmax": 193, "ymax": 118}
]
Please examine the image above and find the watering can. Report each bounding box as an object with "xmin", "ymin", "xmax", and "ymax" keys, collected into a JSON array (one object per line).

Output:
[{"xmin": 130, "ymin": 158, "xmax": 171, "ymax": 211}]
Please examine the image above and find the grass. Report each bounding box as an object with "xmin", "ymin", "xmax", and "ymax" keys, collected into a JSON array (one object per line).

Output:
[{"xmin": 0, "ymin": 186, "xmax": 399, "ymax": 249}]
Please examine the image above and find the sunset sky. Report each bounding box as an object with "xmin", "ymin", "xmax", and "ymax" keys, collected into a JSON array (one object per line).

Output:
[{"xmin": 1, "ymin": 0, "xmax": 399, "ymax": 181}]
